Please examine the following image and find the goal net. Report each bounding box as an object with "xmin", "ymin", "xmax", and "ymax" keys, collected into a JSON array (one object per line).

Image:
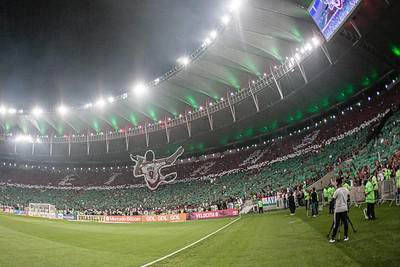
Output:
[{"xmin": 29, "ymin": 203, "xmax": 58, "ymax": 219}]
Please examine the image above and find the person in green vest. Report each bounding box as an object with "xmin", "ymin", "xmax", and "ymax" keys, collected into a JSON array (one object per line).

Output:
[
  {"xmin": 328, "ymin": 185, "xmax": 335, "ymax": 214},
  {"xmin": 258, "ymin": 199, "xmax": 263, "ymax": 214},
  {"xmin": 304, "ymin": 190, "xmax": 310, "ymax": 217},
  {"xmin": 384, "ymin": 165, "xmax": 392, "ymax": 180},
  {"xmin": 371, "ymin": 171, "xmax": 379, "ymax": 203},
  {"xmin": 323, "ymin": 187, "xmax": 328, "ymax": 206},
  {"xmin": 396, "ymin": 167, "xmax": 400, "ymax": 202},
  {"xmin": 364, "ymin": 176, "xmax": 376, "ymax": 220}
]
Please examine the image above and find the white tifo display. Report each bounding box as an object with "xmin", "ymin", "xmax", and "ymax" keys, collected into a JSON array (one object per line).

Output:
[{"xmin": 28, "ymin": 203, "xmax": 58, "ymax": 219}]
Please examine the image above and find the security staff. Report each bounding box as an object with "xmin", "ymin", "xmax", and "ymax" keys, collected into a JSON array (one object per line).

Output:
[{"xmin": 365, "ymin": 176, "xmax": 376, "ymax": 220}]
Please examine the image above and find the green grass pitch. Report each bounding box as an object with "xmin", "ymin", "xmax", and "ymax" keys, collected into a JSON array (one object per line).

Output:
[{"xmin": 0, "ymin": 204, "xmax": 399, "ymax": 266}]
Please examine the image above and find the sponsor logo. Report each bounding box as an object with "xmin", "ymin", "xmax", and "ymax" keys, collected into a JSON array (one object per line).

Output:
[
  {"xmin": 146, "ymin": 216, "xmax": 155, "ymax": 221},
  {"xmin": 170, "ymin": 214, "xmax": 181, "ymax": 221},
  {"xmin": 77, "ymin": 215, "xmax": 105, "ymax": 222}
]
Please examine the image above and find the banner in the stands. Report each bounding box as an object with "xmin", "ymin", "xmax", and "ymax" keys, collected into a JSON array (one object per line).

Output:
[
  {"xmin": 262, "ymin": 196, "xmax": 277, "ymax": 206},
  {"xmin": 130, "ymin": 146, "xmax": 184, "ymax": 190}
]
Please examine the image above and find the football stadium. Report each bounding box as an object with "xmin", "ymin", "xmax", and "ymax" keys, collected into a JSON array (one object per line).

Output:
[{"xmin": 0, "ymin": 0, "xmax": 400, "ymax": 266}]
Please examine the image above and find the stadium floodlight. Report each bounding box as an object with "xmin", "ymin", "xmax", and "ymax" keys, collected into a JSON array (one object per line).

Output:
[
  {"xmin": 210, "ymin": 30, "xmax": 217, "ymax": 39},
  {"xmin": 295, "ymin": 53, "xmax": 300, "ymax": 60},
  {"xmin": 205, "ymin": 38, "xmax": 211, "ymax": 45},
  {"xmin": 230, "ymin": 0, "xmax": 241, "ymax": 11},
  {"xmin": 108, "ymin": 96, "xmax": 115, "ymax": 103},
  {"xmin": 178, "ymin": 56, "xmax": 189, "ymax": 66},
  {"xmin": 8, "ymin": 108, "xmax": 16, "ymax": 114},
  {"xmin": 222, "ymin": 15, "xmax": 230, "ymax": 25},
  {"xmin": 32, "ymin": 107, "xmax": 43, "ymax": 116},
  {"xmin": 133, "ymin": 83, "xmax": 147, "ymax": 96},
  {"xmin": 15, "ymin": 135, "xmax": 33, "ymax": 143},
  {"xmin": 58, "ymin": 105, "xmax": 68, "ymax": 115},
  {"xmin": 96, "ymin": 98, "xmax": 106, "ymax": 108},
  {"xmin": 0, "ymin": 106, "xmax": 6, "ymax": 114},
  {"xmin": 305, "ymin": 43, "xmax": 313, "ymax": 51},
  {"xmin": 312, "ymin": 37, "xmax": 320, "ymax": 46}
]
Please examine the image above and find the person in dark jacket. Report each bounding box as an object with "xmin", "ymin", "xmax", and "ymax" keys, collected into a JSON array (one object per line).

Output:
[{"xmin": 288, "ymin": 191, "xmax": 296, "ymax": 215}]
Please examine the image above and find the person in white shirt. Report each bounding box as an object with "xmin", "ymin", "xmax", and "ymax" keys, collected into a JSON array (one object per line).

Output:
[{"xmin": 329, "ymin": 178, "xmax": 350, "ymax": 243}]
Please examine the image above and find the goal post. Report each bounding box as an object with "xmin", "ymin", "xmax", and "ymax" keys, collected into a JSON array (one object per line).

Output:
[{"xmin": 28, "ymin": 203, "xmax": 58, "ymax": 219}]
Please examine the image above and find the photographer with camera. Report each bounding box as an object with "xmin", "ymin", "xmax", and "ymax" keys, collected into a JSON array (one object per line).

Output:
[{"xmin": 329, "ymin": 178, "xmax": 350, "ymax": 243}]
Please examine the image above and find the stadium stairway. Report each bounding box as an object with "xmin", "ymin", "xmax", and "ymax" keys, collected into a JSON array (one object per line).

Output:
[{"xmin": 306, "ymin": 160, "xmax": 348, "ymax": 198}]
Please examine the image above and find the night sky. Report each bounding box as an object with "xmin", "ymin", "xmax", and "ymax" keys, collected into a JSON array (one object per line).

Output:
[{"xmin": 0, "ymin": 0, "xmax": 230, "ymax": 110}]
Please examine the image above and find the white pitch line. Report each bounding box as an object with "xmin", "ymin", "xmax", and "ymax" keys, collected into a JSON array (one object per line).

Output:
[{"xmin": 141, "ymin": 216, "xmax": 242, "ymax": 267}]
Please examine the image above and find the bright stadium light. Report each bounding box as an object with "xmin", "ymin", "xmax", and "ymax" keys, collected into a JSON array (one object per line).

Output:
[
  {"xmin": 210, "ymin": 30, "xmax": 217, "ymax": 39},
  {"xmin": 58, "ymin": 106, "xmax": 67, "ymax": 115},
  {"xmin": 205, "ymin": 38, "xmax": 211, "ymax": 45},
  {"xmin": 178, "ymin": 56, "xmax": 189, "ymax": 66},
  {"xmin": 8, "ymin": 108, "xmax": 16, "ymax": 114},
  {"xmin": 133, "ymin": 83, "xmax": 147, "ymax": 96},
  {"xmin": 0, "ymin": 106, "xmax": 6, "ymax": 114},
  {"xmin": 32, "ymin": 107, "xmax": 43, "ymax": 116},
  {"xmin": 230, "ymin": 0, "xmax": 241, "ymax": 11},
  {"xmin": 222, "ymin": 15, "xmax": 230, "ymax": 25},
  {"xmin": 312, "ymin": 37, "xmax": 320, "ymax": 46},
  {"xmin": 108, "ymin": 96, "xmax": 115, "ymax": 103},
  {"xmin": 96, "ymin": 98, "xmax": 106, "ymax": 108}
]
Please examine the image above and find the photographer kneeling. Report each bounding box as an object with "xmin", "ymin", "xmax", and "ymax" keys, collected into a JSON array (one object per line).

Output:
[{"xmin": 329, "ymin": 178, "xmax": 350, "ymax": 243}]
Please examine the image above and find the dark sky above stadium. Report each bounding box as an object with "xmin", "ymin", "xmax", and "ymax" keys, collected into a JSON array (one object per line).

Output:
[{"xmin": 0, "ymin": 0, "xmax": 230, "ymax": 110}]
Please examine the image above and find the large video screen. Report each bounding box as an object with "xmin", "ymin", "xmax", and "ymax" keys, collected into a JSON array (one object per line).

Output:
[{"xmin": 309, "ymin": 0, "xmax": 364, "ymax": 41}]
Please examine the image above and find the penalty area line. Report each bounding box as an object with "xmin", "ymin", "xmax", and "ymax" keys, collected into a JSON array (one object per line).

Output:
[{"xmin": 141, "ymin": 216, "xmax": 242, "ymax": 266}]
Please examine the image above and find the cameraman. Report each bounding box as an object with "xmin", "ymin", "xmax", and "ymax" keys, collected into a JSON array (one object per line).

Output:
[{"xmin": 329, "ymin": 178, "xmax": 350, "ymax": 243}]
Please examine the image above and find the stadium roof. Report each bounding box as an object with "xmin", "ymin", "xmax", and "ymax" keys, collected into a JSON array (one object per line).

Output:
[{"xmin": 0, "ymin": 0, "xmax": 400, "ymax": 163}]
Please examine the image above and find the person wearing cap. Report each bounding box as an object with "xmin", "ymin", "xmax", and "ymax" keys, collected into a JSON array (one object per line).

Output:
[
  {"xmin": 365, "ymin": 176, "xmax": 376, "ymax": 220},
  {"xmin": 329, "ymin": 178, "xmax": 350, "ymax": 243}
]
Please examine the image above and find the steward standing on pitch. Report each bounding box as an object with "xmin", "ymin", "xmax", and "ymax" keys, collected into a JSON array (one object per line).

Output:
[
  {"xmin": 329, "ymin": 178, "xmax": 350, "ymax": 243},
  {"xmin": 365, "ymin": 176, "xmax": 376, "ymax": 220}
]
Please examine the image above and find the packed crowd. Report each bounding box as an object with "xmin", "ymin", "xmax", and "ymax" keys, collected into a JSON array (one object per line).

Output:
[{"xmin": 0, "ymin": 85, "xmax": 399, "ymax": 215}]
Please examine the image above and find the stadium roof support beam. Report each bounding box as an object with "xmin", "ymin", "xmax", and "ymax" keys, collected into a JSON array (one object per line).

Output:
[
  {"xmin": 165, "ymin": 117, "xmax": 170, "ymax": 143},
  {"xmin": 270, "ymin": 66, "xmax": 284, "ymax": 99},
  {"xmin": 106, "ymin": 132, "xmax": 109, "ymax": 154},
  {"xmin": 227, "ymin": 91, "xmax": 236, "ymax": 122},
  {"xmin": 321, "ymin": 43, "xmax": 333, "ymax": 65},
  {"xmin": 68, "ymin": 136, "xmax": 71, "ymax": 156},
  {"xmin": 350, "ymin": 19, "xmax": 362, "ymax": 39},
  {"xmin": 249, "ymin": 83, "xmax": 260, "ymax": 112},
  {"xmin": 32, "ymin": 142, "xmax": 34, "ymax": 155},
  {"xmin": 294, "ymin": 57, "xmax": 308, "ymax": 84},
  {"xmin": 125, "ymin": 131, "xmax": 129, "ymax": 151},
  {"xmin": 206, "ymin": 102, "xmax": 213, "ymax": 131},
  {"xmin": 50, "ymin": 137, "xmax": 53, "ymax": 156},
  {"xmin": 86, "ymin": 134, "xmax": 90, "ymax": 155},
  {"xmin": 185, "ymin": 111, "xmax": 191, "ymax": 138},
  {"xmin": 144, "ymin": 125, "xmax": 149, "ymax": 147}
]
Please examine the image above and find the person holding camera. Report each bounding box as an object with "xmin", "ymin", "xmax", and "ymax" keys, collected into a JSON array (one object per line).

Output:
[{"xmin": 329, "ymin": 178, "xmax": 350, "ymax": 243}]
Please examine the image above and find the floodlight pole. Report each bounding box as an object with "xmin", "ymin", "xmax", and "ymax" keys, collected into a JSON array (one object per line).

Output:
[
  {"xmin": 165, "ymin": 117, "xmax": 170, "ymax": 143},
  {"xmin": 185, "ymin": 110, "xmax": 191, "ymax": 137},
  {"xmin": 206, "ymin": 102, "xmax": 214, "ymax": 130},
  {"xmin": 270, "ymin": 66, "xmax": 284, "ymax": 99},
  {"xmin": 227, "ymin": 92, "xmax": 236, "ymax": 122},
  {"xmin": 31, "ymin": 142, "xmax": 35, "ymax": 155}
]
